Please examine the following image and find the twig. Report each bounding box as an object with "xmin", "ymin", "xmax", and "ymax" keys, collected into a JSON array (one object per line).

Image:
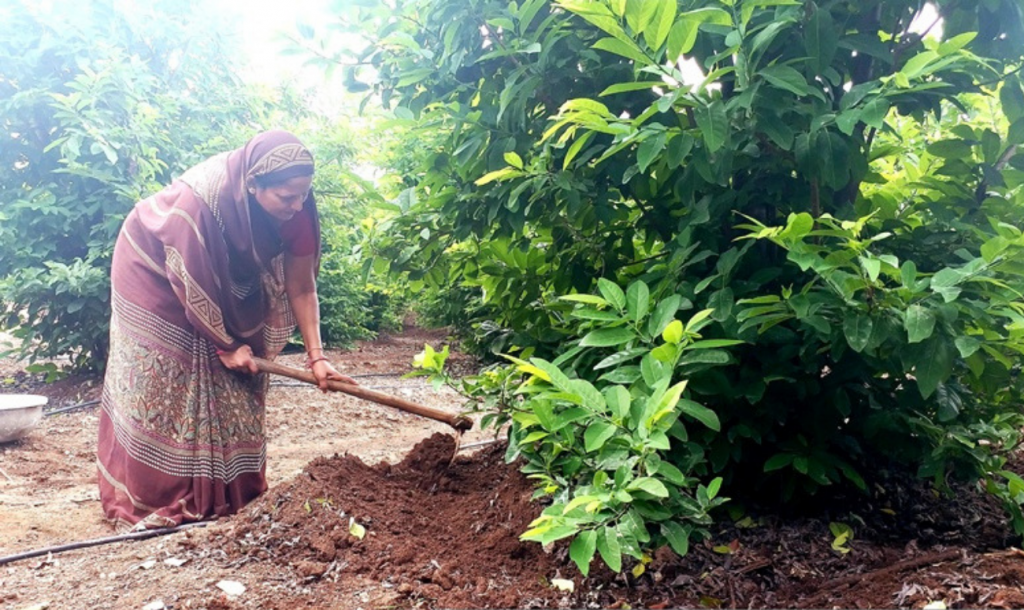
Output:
[
  {"xmin": 996, "ymin": 145, "xmax": 1019, "ymax": 171},
  {"xmin": 737, "ymin": 559, "xmax": 772, "ymax": 574},
  {"xmin": 0, "ymin": 466, "xmax": 13, "ymax": 482}
]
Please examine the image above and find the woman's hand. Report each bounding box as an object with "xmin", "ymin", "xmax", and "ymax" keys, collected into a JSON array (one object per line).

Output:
[
  {"xmin": 218, "ymin": 344, "xmax": 258, "ymax": 374},
  {"xmin": 310, "ymin": 359, "xmax": 357, "ymax": 391}
]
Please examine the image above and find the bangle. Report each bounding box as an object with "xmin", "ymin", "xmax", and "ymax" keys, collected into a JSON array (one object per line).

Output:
[
  {"xmin": 306, "ymin": 356, "xmax": 329, "ymax": 369},
  {"xmin": 306, "ymin": 346, "xmax": 324, "ymax": 355}
]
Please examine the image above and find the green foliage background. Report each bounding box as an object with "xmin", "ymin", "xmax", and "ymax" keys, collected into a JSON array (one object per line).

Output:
[{"xmin": 0, "ymin": 0, "xmax": 398, "ymax": 369}]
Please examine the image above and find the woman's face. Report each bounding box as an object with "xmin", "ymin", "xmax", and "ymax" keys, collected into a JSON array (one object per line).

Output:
[{"xmin": 252, "ymin": 175, "xmax": 313, "ymax": 222}]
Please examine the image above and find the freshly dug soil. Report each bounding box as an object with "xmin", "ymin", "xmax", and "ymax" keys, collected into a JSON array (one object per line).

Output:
[
  {"xmin": 229, "ymin": 434, "xmax": 569, "ymax": 609},
  {"xmin": 226, "ymin": 432, "xmax": 1024, "ymax": 609}
]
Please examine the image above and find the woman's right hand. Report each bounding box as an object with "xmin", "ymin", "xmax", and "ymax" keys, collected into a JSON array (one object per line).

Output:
[{"xmin": 218, "ymin": 344, "xmax": 258, "ymax": 374}]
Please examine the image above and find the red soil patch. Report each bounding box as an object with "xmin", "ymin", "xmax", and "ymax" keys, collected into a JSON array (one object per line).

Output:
[{"xmin": 229, "ymin": 434, "xmax": 570, "ymax": 609}]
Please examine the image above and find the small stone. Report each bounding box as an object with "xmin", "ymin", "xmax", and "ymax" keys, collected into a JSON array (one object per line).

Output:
[
  {"xmin": 163, "ymin": 558, "xmax": 187, "ymax": 567},
  {"xmin": 216, "ymin": 580, "xmax": 246, "ymax": 597},
  {"xmin": 142, "ymin": 601, "xmax": 166, "ymax": 610}
]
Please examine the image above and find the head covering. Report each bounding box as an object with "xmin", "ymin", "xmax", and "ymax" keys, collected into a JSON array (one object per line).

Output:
[
  {"xmin": 180, "ymin": 130, "xmax": 316, "ymax": 265},
  {"xmin": 246, "ymin": 130, "xmax": 315, "ymax": 185}
]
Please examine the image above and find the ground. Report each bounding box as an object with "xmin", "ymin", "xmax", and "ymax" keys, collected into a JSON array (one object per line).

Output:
[{"xmin": 1, "ymin": 327, "xmax": 1023, "ymax": 610}]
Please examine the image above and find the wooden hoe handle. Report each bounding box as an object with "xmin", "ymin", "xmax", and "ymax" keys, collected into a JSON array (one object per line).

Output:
[{"xmin": 254, "ymin": 357, "xmax": 472, "ymax": 431}]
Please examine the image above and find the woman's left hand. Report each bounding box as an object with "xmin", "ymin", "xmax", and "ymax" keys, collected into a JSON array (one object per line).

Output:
[{"xmin": 310, "ymin": 359, "xmax": 358, "ymax": 391}]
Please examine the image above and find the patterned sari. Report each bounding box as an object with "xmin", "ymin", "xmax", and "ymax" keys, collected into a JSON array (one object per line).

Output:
[{"xmin": 97, "ymin": 131, "xmax": 319, "ymax": 531}]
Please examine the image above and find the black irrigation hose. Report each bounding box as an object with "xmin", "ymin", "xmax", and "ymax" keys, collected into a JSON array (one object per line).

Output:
[
  {"xmin": 0, "ymin": 522, "xmax": 208, "ymax": 567},
  {"xmin": 44, "ymin": 399, "xmax": 100, "ymax": 417}
]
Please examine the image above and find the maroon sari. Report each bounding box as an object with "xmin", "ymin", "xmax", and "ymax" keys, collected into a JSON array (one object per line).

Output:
[{"xmin": 97, "ymin": 131, "xmax": 318, "ymax": 531}]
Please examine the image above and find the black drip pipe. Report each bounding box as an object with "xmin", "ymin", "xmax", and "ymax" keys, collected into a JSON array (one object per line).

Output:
[{"xmin": 0, "ymin": 522, "xmax": 208, "ymax": 566}]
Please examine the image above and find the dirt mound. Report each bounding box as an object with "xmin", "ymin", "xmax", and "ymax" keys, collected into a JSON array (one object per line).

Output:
[
  {"xmin": 226, "ymin": 432, "xmax": 1024, "ymax": 609},
  {"xmin": 229, "ymin": 434, "xmax": 571, "ymax": 608}
]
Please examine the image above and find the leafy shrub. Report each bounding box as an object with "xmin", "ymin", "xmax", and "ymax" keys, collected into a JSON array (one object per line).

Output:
[
  {"xmin": 339, "ymin": 0, "xmax": 1024, "ymax": 573},
  {"xmin": 0, "ymin": 1, "xmax": 258, "ymax": 370}
]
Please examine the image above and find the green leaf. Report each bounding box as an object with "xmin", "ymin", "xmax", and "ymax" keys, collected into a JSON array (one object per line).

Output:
[
  {"xmin": 626, "ymin": 280, "xmax": 650, "ymax": 322},
  {"xmin": 651, "ymin": 343, "xmax": 679, "ymax": 363},
  {"xmin": 581, "ymin": 328, "xmax": 637, "ymax": 347},
  {"xmin": 981, "ymin": 235, "xmax": 1010, "ymax": 262},
  {"xmin": 843, "ymin": 314, "xmax": 873, "ymax": 353},
  {"xmin": 604, "ymin": 385, "xmax": 632, "ymax": 420},
  {"xmin": 931, "ymin": 268, "xmax": 964, "ymax": 291},
  {"xmin": 805, "ymin": 4, "xmax": 837, "ymax": 74},
  {"xmin": 763, "ymin": 453, "xmax": 794, "ymax": 472},
  {"xmin": 584, "ymin": 421, "xmax": 618, "ymax": 452},
  {"xmin": 901, "ymin": 261, "xmax": 919, "ymax": 290},
  {"xmin": 914, "ymin": 336, "xmax": 954, "ymax": 399},
  {"xmin": 553, "ymin": 408, "xmax": 592, "ymax": 430},
  {"xmin": 641, "ymin": 353, "xmax": 668, "ymax": 386},
  {"xmin": 695, "ymin": 100, "xmax": 728, "ymax": 153},
  {"xmin": 760, "ymin": 64, "xmax": 815, "ymax": 98},
  {"xmin": 927, "ymin": 139, "xmax": 973, "ymax": 159},
  {"xmin": 899, "ymin": 50, "xmax": 938, "ymax": 79},
  {"xmin": 954, "ymin": 336, "xmax": 981, "ymax": 358},
  {"xmin": 563, "ymin": 131, "xmax": 594, "ymax": 169},
  {"xmin": 680, "ymin": 399, "xmax": 720, "ymax": 431},
  {"xmin": 594, "ymin": 348, "xmax": 648, "ymax": 370},
  {"xmin": 503, "ymin": 151, "xmax": 524, "ymax": 169},
  {"xmin": 597, "ymin": 526, "xmax": 622, "ymax": 572},
  {"xmin": 860, "ymin": 256, "xmax": 881, "ymax": 282},
  {"xmin": 935, "ymin": 383, "xmax": 961, "ymax": 422},
  {"xmin": 938, "ymin": 31, "xmax": 977, "ymax": 55},
  {"xmin": 706, "ymin": 477, "xmax": 723, "ymax": 500},
  {"xmin": 592, "ymin": 37, "xmax": 651, "ymax": 66},
  {"xmin": 666, "ymin": 8, "xmax": 731, "ymax": 60},
  {"xmin": 628, "ymin": 477, "xmax": 669, "ymax": 497},
  {"xmin": 600, "ymin": 81, "xmax": 663, "ymax": 96},
  {"xmin": 600, "ymin": 366, "xmax": 643, "ymax": 384},
  {"xmin": 708, "ymin": 288, "xmax": 734, "ymax": 322},
  {"xmin": 571, "ymin": 308, "xmax": 622, "ymax": 321},
  {"xmin": 475, "ymin": 167, "xmax": 523, "ymax": 185},
  {"xmin": 598, "ymin": 278, "xmax": 627, "ymax": 310},
  {"xmin": 643, "ymin": 0, "xmax": 677, "ymax": 51},
  {"xmin": 679, "ymin": 349, "xmax": 730, "ymax": 365},
  {"xmin": 656, "ymin": 461, "xmax": 685, "ymax": 485},
  {"xmin": 687, "ymin": 339, "xmax": 744, "ymax": 349},
  {"xmin": 860, "ymin": 98, "xmax": 890, "ymax": 129},
  {"xmin": 521, "ymin": 430, "xmax": 550, "ymax": 444},
  {"xmin": 1000, "ymin": 76, "xmax": 1024, "ymax": 123},
  {"xmin": 560, "ymin": 294, "xmax": 610, "ymax": 306},
  {"xmin": 904, "ymin": 305, "xmax": 936, "ymax": 343},
  {"xmin": 660, "ymin": 521, "xmax": 691, "ymax": 556},
  {"xmin": 648, "ymin": 295, "xmax": 682, "ymax": 337},
  {"xmin": 686, "ymin": 308, "xmax": 715, "ymax": 332},
  {"xmin": 662, "ymin": 320, "xmax": 684, "ymax": 344},
  {"xmin": 569, "ymin": 530, "xmax": 598, "ymax": 576},
  {"xmin": 637, "ymin": 132, "xmax": 666, "ymax": 173}
]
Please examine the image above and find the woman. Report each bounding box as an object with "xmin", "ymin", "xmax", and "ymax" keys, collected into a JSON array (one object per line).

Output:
[{"xmin": 97, "ymin": 130, "xmax": 354, "ymax": 531}]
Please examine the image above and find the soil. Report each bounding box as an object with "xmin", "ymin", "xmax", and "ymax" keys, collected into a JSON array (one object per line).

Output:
[{"xmin": 2, "ymin": 326, "xmax": 1024, "ymax": 610}]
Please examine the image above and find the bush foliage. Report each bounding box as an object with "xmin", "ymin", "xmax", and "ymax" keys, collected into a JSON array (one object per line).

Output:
[
  {"xmin": 323, "ymin": 0, "xmax": 1024, "ymax": 574},
  {"xmin": 0, "ymin": 1, "xmax": 398, "ymax": 368},
  {"xmin": 0, "ymin": 0, "xmax": 257, "ymax": 369}
]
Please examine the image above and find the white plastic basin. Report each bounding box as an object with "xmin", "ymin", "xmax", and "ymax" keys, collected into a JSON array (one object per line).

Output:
[{"xmin": 0, "ymin": 394, "xmax": 47, "ymax": 443}]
